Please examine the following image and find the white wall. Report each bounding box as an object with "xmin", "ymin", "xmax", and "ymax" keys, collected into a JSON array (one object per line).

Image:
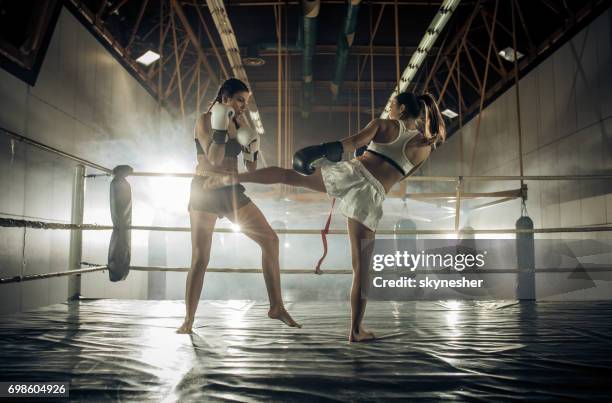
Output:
[
  {"xmin": 422, "ymin": 9, "xmax": 612, "ymax": 300},
  {"xmin": 0, "ymin": 7, "xmax": 190, "ymax": 313}
]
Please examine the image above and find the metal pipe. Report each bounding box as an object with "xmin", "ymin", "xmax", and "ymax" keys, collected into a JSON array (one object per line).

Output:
[
  {"xmin": 454, "ymin": 177, "xmax": 462, "ymax": 231},
  {"xmin": 406, "ymin": 190, "xmax": 521, "ymax": 199},
  {"xmin": 301, "ymin": 0, "xmax": 320, "ymax": 118},
  {"xmin": 68, "ymin": 165, "xmax": 86, "ymax": 301},
  {"xmin": 331, "ymin": 0, "xmax": 362, "ymax": 101},
  {"xmin": 403, "ymin": 175, "xmax": 612, "ymax": 182},
  {"xmin": 0, "ymin": 127, "xmax": 112, "ymax": 173}
]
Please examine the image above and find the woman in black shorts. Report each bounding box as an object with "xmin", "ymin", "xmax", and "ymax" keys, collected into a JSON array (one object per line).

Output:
[{"xmin": 177, "ymin": 78, "xmax": 300, "ymax": 333}]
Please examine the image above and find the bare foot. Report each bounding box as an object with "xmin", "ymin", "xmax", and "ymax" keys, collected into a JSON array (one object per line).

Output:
[
  {"xmin": 349, "ymin": 327, "xmax": 376, "ymax": 342},
  {"xmin": 176, "ymin": 320, "xmax": 193, "ymax": 334},
  {"xmin": 268, "ymin": 307, "xmax": 302, "ymax": 328}
]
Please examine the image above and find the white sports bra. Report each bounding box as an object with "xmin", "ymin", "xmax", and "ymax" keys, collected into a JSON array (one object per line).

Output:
[{"xmin": 366, "ymin": 119, "xmax": 420, "ymax": 175}]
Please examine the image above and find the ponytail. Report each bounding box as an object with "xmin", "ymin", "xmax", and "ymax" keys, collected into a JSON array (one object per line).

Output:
[
  {"xmin": 416, "ymin": 93, "xmax": 446, "ymax": 148},
  {"xmin": 205, "ymin": 87, "xmax": 223, "ymax": 113},
  {"xmin": 395, "ymin": 91, "xmax": 446, "ymax": 148}
]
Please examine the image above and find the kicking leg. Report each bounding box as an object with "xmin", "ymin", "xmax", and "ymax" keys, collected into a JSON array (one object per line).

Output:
[{"xmin": 240, "ymin": 167, "xmax": 326, "ymax": 193}]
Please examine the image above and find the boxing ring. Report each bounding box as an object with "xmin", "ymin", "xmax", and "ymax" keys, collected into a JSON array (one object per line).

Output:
[
  {"xmin": 1, "ymin": 299, "xmax": 612, "ymax": 401},
  {"xmin": 2, "ymin": 127, "xmax": 612, "ymax": 401}
]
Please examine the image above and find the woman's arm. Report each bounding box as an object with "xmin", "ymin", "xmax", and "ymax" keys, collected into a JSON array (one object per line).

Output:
[
  {"xmin": 195, "ymin": 113, "xmax": 225, "ymax": 166},
  {"xmin": 340, "ymin": 118, "xmax": 381, "ymax": 153},
  {"xmin": 293, "ymin": 119, "xmax": 382, "ymax": 175}
]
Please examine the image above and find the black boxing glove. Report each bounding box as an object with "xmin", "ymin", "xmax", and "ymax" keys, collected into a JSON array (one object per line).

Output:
[
  {"xmin": 293, "ymin": 141, "xmax": 343, "ymax": 176},
  {"xmin": 354, "ymin": 145, "xmax": 367, "ymax": 157}
]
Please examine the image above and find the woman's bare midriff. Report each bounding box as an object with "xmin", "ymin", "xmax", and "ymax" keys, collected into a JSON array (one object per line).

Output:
[
  {"xmin": 357, "ymin": 153, "xmax": 403, "ymax": 193},
  {"xmin": 357, "ymin": 142, "xmax": 431, "ymax": 194},
  {"xmin": 195, "ymin": 155, "xmax": 238, "ymax": 176}
]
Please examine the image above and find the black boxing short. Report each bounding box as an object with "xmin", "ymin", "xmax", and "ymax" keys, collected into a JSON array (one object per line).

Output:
[{"xmin": 188, "ymin": 175, "xmax": 251, "ymax": 218}]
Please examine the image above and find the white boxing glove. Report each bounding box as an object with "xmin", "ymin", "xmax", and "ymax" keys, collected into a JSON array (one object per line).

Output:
[
  {"xmin": 210, "ymin": 103, "xmax": 235, "ymax": 144},
  {"xmin": 237, "ymin": 127, "xmax": 260, "ymax": 163}
]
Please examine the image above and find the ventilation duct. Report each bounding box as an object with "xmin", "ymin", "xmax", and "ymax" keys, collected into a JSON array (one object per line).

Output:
[{"xmin": 330, "ymin": 0, "xmax": 361, "ymax": 101}]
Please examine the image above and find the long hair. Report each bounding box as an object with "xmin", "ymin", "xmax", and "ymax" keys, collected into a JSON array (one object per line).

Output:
[
  {"xmin": 396, "ymin": 92, "xmax": 446, "ymax": 148},
  {"xmin": 206, "ymin": 78, "xmax": 249, "ymax": 113}
]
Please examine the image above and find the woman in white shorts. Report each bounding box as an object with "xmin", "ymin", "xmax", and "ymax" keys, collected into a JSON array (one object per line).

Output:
[{"xmin": 212, "ymin": 91, "xmax": 446, "ymax": 341}]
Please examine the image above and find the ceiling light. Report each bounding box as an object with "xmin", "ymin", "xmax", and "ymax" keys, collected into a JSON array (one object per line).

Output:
[
  {"xmin": 243, "ymin": 45, "xmax": 266, "ymax": 67},
  {"xmin": 243, "ymin": 57, "xmax": 265, "ymax": 67},
  {"xmin": 441, "ymin": 109, "xmax": 458, "ymax": 118},
  {"xmin": 135, "ymin": 50, "xmax": 160, "ymax": 66},
  {"xmin": 499, "ymin": 47, "xmax": 524, "ymax": 62}
]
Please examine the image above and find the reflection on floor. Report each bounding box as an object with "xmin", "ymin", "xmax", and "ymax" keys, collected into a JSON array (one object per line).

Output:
[{"xmin": 1, "ymin": 299, "xmax": 612, "ymax": 401}]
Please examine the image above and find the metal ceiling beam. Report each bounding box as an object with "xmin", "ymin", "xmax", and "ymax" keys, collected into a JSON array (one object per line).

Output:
[
  {"xmin": 251, "ymin": 80, "xmax": 403, "ymax": 91},
  {"xmin": 67, "ymin": 0, "xmax": 161, "ymax": 102},
  {"xmin": 266, "ymin": 45, "xmax": 436, "ymax": 56},
  {"xmin": 171, "ymin": 0, "xmax": 219, "ymax": 84},
  {"xmin": 106, "ymin": 0, "xmax": 133, "ymax": 18},
  {"xmin": 182, "ymin": 0, "xmax": 475, "ymax": 6},
  {"xmin": 256, "ymin": 105, "xmax": 373, "ymax": 114},
  {"xmin": 125, "ymin": 0, "xmax": 149, "ymax": 52},
  {"xmin": 206, "ymin": 0, "xmax": 265, "ymax": 134},
  {"xmin": 442, "ymin": 0, "xmax": 609, "ymax": 137},
  {"xmin": 381, "ymin": 0, "xmax": 461, "ymax": 117},
  {"xmin": 194, "ymin": 44, "xmax": 438, "ymax": 57},
  {"xmin": 192, "ymin": 1, "xmax": 231, "ymax": 78}
]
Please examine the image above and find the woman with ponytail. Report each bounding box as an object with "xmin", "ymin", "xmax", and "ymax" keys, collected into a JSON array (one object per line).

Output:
[
  {"xmin": 209, "ymin": 91, "xmax": 445, "ymax": 341},
  {"xmin": 178, "ymin": 78, "xmax": 300, "ymax": 333}
]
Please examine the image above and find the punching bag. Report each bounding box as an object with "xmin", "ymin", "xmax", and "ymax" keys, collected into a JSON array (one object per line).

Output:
[
  {"xmin": 516, "ymin": 215, "xmax": 535, "ymax": 300},
  {"xmin": 108, "ymin": 165, "xmax": 133, "ymax": 282}
]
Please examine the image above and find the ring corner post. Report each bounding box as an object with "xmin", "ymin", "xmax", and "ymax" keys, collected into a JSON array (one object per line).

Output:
[{"xmin": 68, "ymin": 164, "xmax": 86, "ymax": 302}]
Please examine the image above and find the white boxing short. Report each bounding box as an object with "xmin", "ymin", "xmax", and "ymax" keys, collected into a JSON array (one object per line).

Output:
[{"xmin": 319, "ymin": 159, "xmax": 385, "ymax": 231}]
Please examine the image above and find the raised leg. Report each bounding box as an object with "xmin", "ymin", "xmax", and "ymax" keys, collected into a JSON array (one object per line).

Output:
[{"xmin": 237, "ymin": 167, "xmax": 327, "ymax": 193}]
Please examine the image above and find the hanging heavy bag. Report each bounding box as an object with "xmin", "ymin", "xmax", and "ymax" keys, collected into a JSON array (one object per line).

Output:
[{"xmin": 108, "ymin": 165, "xmax": 133, "ymax": 282}]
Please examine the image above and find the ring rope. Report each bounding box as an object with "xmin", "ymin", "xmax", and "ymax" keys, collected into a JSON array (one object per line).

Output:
[
  {"xmin": 116, "ymin": 171, "xmax": 612, "ymax": 182},
  {"xmin": 2, "ymin": 217, "xmax": 612, "ymax": 234},
  {"xmin": 130, "ymin": 266, "xmax": 612, "ymax": 275},
  {"xmin": 0, "ymin": 266, "xmax": 108, "ymax": 284},
  {"xmin": 3, "ymin": 264, "xmax": 612, "ymax": 285}
]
